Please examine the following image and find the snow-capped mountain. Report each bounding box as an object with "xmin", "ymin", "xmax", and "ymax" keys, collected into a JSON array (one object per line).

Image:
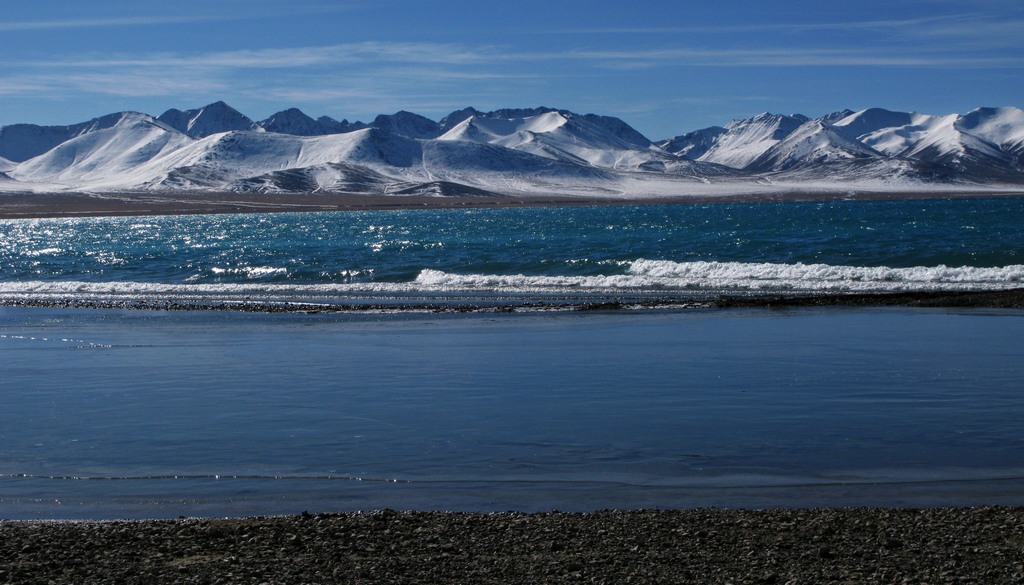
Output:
[
  {"xmin": 260, "ymin": 108, "xmax": 343, "ymax": 136},
  {"xmin": 656, "ymin": 127, "xmax": 727, "ymax": 159},
  {"xmin": 157, "ymin": 101, "xmax": 258, "ymax": 138},
  {"xmin": 831, "ymin": 107, "xmax": 1024, "ymax": 180},
  {"xmin": 697, "ymin": 113, "xmax": 810, "ymax": 169},
  {"xmin": 368, "ymin": 111, "xmax": 441, "ymax": 140},
  {"xmin": 0, "ymin": 112, "xmax": 133, "ymax": 163},
  {"xmin": 437, "ymin": 108, "xmax": 671, "ymax": 172},
  {"xmin": 955, "ymin": 107, "xmax": 1024, "ymax": 166},
  {"xmin": 13, "ymin": 112, "xmax": 193, "ymax": 190},
  {"xmin": 830, "ymin": 108, "xmax": 916, "ymax": 143},
  {"xmin": 747, "ymin": 120, "xmax": 883, "ymax": 172},
  {"xmin": 1, "ymin": 102, "xmax": 1022, "ymax": 198},
  {"xmin": 259, "ymin": 108, "xmax": 440, "ymax": 139}
]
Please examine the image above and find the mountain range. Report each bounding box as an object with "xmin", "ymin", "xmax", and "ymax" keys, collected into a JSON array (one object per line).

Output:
[{"xmin": 1, "ymin": 102, "xmax": 1022, "ymax": 198}]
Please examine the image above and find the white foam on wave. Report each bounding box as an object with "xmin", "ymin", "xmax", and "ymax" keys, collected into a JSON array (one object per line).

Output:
[
  {"xmin": 1, "ymin": 260, "xmax": 1021, "ymax": 299},
  {"xmin": 415, "ymin": 260, "xmax": 1024, "ymax": 293},
  {"xmin": 0, "ymin": 280, "xmax": 409, "ymax": 296},
  {"xmin": 209, "ymin": 266, "xmax": 289, "ymax": 278}
]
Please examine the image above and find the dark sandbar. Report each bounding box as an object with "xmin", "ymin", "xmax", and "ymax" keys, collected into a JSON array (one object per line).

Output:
[
  {"xmin": 3, "ymin": 507, "xmax": 1023, "ymax": 583},
  {"xmin": 3, "ymin": 287, "xmax": 1024, "ymax": 313}
]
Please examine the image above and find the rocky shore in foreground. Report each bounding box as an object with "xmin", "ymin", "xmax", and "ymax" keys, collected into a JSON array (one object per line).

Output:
[{"xmin": 3, "ymin": 507, "xmax": 1023, "ymax": 583}]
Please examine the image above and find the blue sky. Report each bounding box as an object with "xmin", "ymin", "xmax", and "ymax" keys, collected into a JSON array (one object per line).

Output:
[{"xmin": 1, "ymin": 0, "xmax": 1021, "ymax": 139}]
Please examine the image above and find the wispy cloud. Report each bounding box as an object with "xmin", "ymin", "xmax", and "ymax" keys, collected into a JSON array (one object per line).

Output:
[
  {"xmin": 0, "ymin": 40, "xmax": 548, "ymax": 121},
  {"xmin": 0, "ymin": 4, "xmax": 356, "ymax": 32},
  {"xmin": 538, "ymin": 15, "xmax": 973, "ymax": 35},
  {"xmin": 22, "ymin": 35, "xmax": 1023, "ymax": 80},
  {"xmin": 26, "ymin": 42, "xmax": 505, "ymax": 70},
  {"xmin": 566, "ymin": 47, "xmax": 1024, "ymax": 68},
  {"xmin": 538, "ymin": 13, "xmax": 1024, "ymax": 54},
  {"xmin": 3, "ymin": 31, "xmax": 1020, "ymax": 126},
  {"xmin": 0, "ymin": 15, "xmax": 237, "ymax": 32}
]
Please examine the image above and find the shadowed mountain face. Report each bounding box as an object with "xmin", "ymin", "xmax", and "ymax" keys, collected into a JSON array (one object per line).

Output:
[
  {"xmin": 157, "ymin": 101, "xmax": 258, "ymax": 138},
  {"xmin": 2, "ymin": 102, "xmax": 1023, "ymax": 196}
]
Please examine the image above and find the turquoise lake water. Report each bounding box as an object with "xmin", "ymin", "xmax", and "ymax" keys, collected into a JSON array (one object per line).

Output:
[{"xmin": 2, "ymin": 198, "xmax": 1022, "ymax": 301}]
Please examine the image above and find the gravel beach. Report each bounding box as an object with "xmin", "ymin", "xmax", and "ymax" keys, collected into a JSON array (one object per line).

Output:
[{"xmin": 3, "ymin": 507, "xmax": 1023, "ymax": 583}]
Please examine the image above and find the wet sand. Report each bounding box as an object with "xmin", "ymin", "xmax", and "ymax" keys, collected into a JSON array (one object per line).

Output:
[
  {"xmin": 1, "ymin": 189, "xmax": 1022, "ymax": 219},
  {"xmin": 3, "ymin": 507, "xmax": 1023, "ymax": 583}
]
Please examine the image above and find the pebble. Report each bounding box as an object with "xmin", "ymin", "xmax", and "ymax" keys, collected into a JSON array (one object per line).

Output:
[{"xmin": 1, "ymin": 507, "xmax": 1023, "ymax": 583}]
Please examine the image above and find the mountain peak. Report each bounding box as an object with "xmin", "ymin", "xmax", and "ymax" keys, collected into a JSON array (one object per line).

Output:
[
  {"xmin": 0, "ymin": 111, "xmax": 157, "ymax": 163},
  {"xmin": 832, "ymin": 108, "xmax": 915, "ymax": 140},
  {"xmin": 747, "ymin": 119, "xmax": 882, "ymax": 172},
  {"xmin": 657, "ymin": 126, "xmax": 728, "ymax": 159},
  {"xmin": 439, "ymin": 107, "xmax": 483, "ymax": 133},
  {"xmin": 955, "ymin": 106, "xmax": 1024, "ymax": 151},
  {"xmin": 701, "ymin": 112, "xmax": 809, "ymax": 168},
  {"xmin": 157, "ymin": 102, "xmax": 257, "ymax": 138},
  {"xmin": 260, "ymin": 108, "xmax": 326, "ymax": 136},
  {"xmin": 369, "ymin": 111, "xmax": 441, "ymax": 139}
]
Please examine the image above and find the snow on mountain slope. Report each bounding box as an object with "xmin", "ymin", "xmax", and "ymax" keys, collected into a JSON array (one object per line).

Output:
[
  {"xmin": 438, "ymin": 107, "xmax": 482, "ymax": 133},
  {"xmin": 760, "ymin": 157, "xmax": 967, "ymax": 192},
  {"xmin": 747, "ymin": 120, "xmax": 883, "ymax": 172},
  {"xmin": 698, "ymin": 113, "xmax": 809, "ymax": 169},
  {"xmin": 157, "ymin": 101, "xmax": 258, "ymax": 138},
  {"xmin": 423, "ymin": 138, "xmax": 610, "ymax": 177},
  {"xmin": 955, "ymin": 107, "xmax": 1024, "ymax": 146},
  {"xmin": 229, "ymin": 162, "xmax": 399, "ymax": 194},
  {"xmin": 896, "ymin": 117, "xmax": 1019, "ymax": 178},
  {"xmin": 220, "ymin": 135, "xmax": 621, "ymax": 196},
  {"xmin": 832, "ymin": 107, "xmax": 1023, "ymax": 175},
  {"xmin": 0, "ymin": 155, "xmax": 14, "ymax": 171},
  {"xmin": 10, "ymin": 113, "xmax": 194, "ymax": 189},
  {"xmin": 955, "ymin": 107, "xmax": 1024, "ymax": 166},
  {"xmin": 0, "ymin": 112, "xmax": 133, "ymax": 163},
  {"xmin": 154, "ymin": 127, "xmax": 424, "ymax": 191},
  {"xmin": 817, "ymin": 109, "xmax": 855, "ymax": 125},
  {"xmin": 831, "ymin": 108, "xmax": 915, "ymax": 142},
  {"xmin": 836, "ymin": 111, "xmax": 944, "ymax": 156},
  {"xmin": 656, "ymin": 126, "xmax": 727, "ymax": 159},
  {"xmin": 438, "ymin": 109, "xmax": 666, "ymax": 172}
]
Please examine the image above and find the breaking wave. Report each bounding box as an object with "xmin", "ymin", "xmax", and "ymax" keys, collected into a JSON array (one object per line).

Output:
[
  {"xmin": 414, "ymin": 260, "xmax": 1024, "ymax": 293},
  {"xmin": 1, "ymin": 260, "xmax": 1021, "ymax": 300}
]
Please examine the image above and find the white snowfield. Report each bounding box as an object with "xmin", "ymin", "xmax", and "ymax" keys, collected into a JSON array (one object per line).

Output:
[{"xmin": 1, "ymin": 103, "xmax": 1023, "ymax": 197}]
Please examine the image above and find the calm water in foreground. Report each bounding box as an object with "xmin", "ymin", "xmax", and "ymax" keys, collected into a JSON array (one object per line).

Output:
[{"xmin": 2, "ymin": 305, "xmax": 1023, "ymax": 519}]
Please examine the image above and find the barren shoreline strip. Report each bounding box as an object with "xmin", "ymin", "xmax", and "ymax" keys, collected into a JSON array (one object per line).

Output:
[
  {"xmin": 3, "ymin": 507, "xmax": 1023, "ymax": 583},
  {"xmin": 2, "ymin": 189, "xmax": 1023, "ymax": 219},
  {"xmin": 3, "ymin": 288, "xmax": 1024, "ymax": 313}
]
